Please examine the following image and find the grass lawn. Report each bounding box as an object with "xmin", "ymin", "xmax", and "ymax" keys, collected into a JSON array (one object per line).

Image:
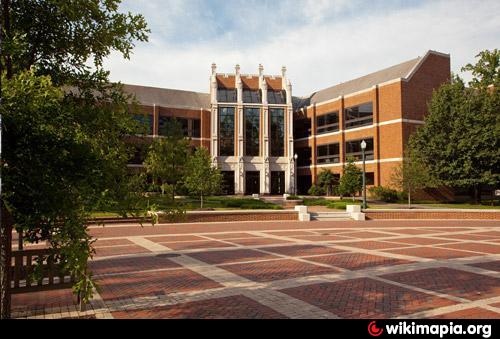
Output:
[{"xmin": 91, "ymin": 195, "xmax": 282, "ymax": 218}]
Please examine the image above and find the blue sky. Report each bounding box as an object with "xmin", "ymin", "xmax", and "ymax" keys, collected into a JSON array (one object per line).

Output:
[{"xmin": 104, "ymin": 0, "xmax": 500, "ymax": 96}]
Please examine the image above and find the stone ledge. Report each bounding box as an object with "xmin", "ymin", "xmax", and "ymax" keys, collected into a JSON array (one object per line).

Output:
[{"xmin": 365, "ymin": 209, "xmax": 500, "ymax": 220}]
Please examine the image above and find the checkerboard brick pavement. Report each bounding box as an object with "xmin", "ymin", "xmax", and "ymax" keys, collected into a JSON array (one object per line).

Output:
[
  {"xmin": 280, "ymin": 278, "xmax": 457, "ymax": 318},
  {"xmin": 12, "ymin": 219, "xmax": 500, "ymax": 319}
]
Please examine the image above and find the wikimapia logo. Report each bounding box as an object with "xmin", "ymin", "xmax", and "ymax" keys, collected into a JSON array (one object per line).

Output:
[{"xmin": 367, "ymin": 321, "xmax": 492, "ymax": 338}]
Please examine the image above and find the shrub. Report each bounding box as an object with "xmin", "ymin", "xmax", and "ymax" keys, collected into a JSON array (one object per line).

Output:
[
  {"xmin": 287, "ymin": 195, "xmax": 301, "ymax": 200},
  {"xmin": 308, "ymin": 184, "xmax": 325, "ymax": 196},
  {"xmin": 369, "ymin": 186, "xmax": 400, "ymax": 202},
  {"xmin": 303, "ymin": 198, "xmax": 329, "ymax": 206},
  {"xmin": 327, "ymin": 200, "xmax": 362, "ymax": 210}
]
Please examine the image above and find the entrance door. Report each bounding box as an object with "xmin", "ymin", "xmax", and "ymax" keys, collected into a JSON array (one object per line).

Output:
[
  {"xmin": 245, "ymin": 171, "xmax": 260, "ymax": 195},
  {"xmin": 221, "ymin": 171, "xmax": 235, "ymax": 195},
  {"xmin": 271, "ymin": 171, "xmax": 285, "ymax": 195}
]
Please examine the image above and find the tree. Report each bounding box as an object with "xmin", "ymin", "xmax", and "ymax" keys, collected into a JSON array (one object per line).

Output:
[
  {"xmin": 338, "ymin": 157, "xmax": 362, "ymax": 200},
  {"xmin": 391, "ymin": 147, "xmax": 437, "ymax": 208},
  {"xmin": 184, "ymin": 148, "xmax": 222, "ymax": 209},
  {"xmin": 144, "ymin": 119, "xmax": 190, "ymax": 197},
  {"xmin": 317, "ymin": 169, "xmax": 338, "ymax": 196},
  {"xmin": 411, "ymin": 50, "xmax": 500, "ymax": 203},
  {"xmin": 1, "ymin": 0, "xmax": 150, "ymax": 318}
]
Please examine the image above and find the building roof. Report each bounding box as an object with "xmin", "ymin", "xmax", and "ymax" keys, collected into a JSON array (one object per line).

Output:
[
  {"xmin": 306, "ymin": 56, "xmax": 422, "ymax": 106},
  {"xmin": 123, "ymin": 84, "xmax": 210, "ymax": 110}
]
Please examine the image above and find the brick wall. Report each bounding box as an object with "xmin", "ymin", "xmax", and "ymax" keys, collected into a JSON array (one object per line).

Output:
[
  {"xmin": 366, "ymin": 210, "xmax": 500, "ymax": 220},
  {"xmin": 172, "ymin": 211, "xmax": 298, "ymax": 223}
]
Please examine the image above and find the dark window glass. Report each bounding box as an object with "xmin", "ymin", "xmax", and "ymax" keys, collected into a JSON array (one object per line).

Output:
[
  {"xmin": 267, "ymin": 90, "xmax": 287, "ymax": 104},
  {"xmin": 316, "ymin": 143, "xmax": 340, "ymax": 164},
  {"xmin": 316, "ymin": 111, "xmax": 339, "ymax": 134},
  {"xmin": 219, "ymin": 107, "xmax": 235, "ymax": 156},
  {"xmin": 158, "ymin": 116, "xmax": 188, "ymax": 137},
  {"xmin": 133, "ymin": 114, "xmax": 153, "ymax": 135},
  {"xmin": 294, "ymin": 118, "xmax": 311, "ymax": 139},
  {"xmin": 365, "ymin": 172, "xmax": 375, "ymax": 185},
  {"xmin": 244, "ymin": 108, "xmax": 260, "ymax": 156},
  {"xmin": 217, "ymin": 88, "xmax": 237, "ymax": 103},
  {"xmin": 296, "ymin": 147, "xmax": 312, "ymax": 167},
  {"xmin": 243, "ymin": 89, "xmax": 261, "ymax": 104},
  {"xmin": 344, "ymin": 102, "xmax": 373, "ymax": 129},
  {"xmin": 192, "ymin": 119, "xmax": 201, "ymax": 138},
  {"xmin": 345, "ymin": 138, "xmax": 374, "ymax": 161},
  {"xmin": 270, "ymin": 108, "xmax": 285, "ymax": 157}
]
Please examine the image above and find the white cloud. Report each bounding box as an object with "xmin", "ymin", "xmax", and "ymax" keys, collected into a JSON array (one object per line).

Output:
[{"xmin": 106, "ymin": 0, "xmax": 500, "ymax": 96}]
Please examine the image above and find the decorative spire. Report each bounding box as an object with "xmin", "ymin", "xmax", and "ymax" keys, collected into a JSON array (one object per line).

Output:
[
  {"xmin": 259, "ymin": 64, "xmax": 264, "ymax": 76},
  {"xmin": 235, "ymin": 64, "xmax": 240, "ymax": 75},
  {"xmin": 211, "ymin": 63, "xmax": 217, "ymax": 75},
  {"xmin": 282, "ymin": 66, "xmax": 287, "ymax": 78}
]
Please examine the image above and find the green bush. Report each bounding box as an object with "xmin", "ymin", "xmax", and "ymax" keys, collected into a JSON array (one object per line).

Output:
[
  {"xmin": 308, "ymin": 184, "xmax": 325, "ymax": 196},
  {"xmin": 287, "ymin": 195, "xmax": 301, "ymax": 200},
  {"xmin": 369, "ymin": 186, "xmax": 400, "ymax": 202},
  {"xmin": 303, "ymin": 198, "xmax": 329, "ymax": 206},
  {"xmin": 327, "ymin": 200, "xmax": 362, "ymax": 210}
]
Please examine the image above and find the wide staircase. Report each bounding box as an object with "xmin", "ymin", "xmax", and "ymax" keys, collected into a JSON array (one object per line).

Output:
[{"xmin": 310, "ymin": 211, "xmax": 351, "ymax": 221}]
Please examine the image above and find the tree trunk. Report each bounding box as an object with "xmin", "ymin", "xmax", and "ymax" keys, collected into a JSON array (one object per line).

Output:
[
  {"xmin": 408, "ymin": 190, "xmax": 411, "ymax": 209},
  {"xmin": 200, "ymin": 192, "xmax": 203, "ymax": 209},
  {"xmin": 1, "ymin": 206, "xmax": 13, "ymax": 319},
  {"xmin": 474, "ymin": 185, "xmax": 482, "ymax": 204}
]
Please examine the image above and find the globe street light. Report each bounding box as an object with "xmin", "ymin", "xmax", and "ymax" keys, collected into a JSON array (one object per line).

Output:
[
  {"xmin": 294, "ymin": 153, "xmax": 298, "ymax": 195},
  {"xmin": 361, "ymin": 140, "xmax": 367, "ymax": 210}
]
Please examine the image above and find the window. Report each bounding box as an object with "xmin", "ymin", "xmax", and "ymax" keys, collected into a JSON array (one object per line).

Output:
[
  {"xmin": 270, "ymin": 108, "xmax": 285, "ymax": 157},
  {"xmin": 133, "ymin": 114, "xmax": 153, "ymax": 135},
  {"xmin": 294, "ymin": 118, "xmax": 311, "ymax": 139},
  {"xmin": 296, "ymin": 147, "xmax": 312, "ymax": 167},
  {"xmin": 365, "ymin": 172, "xmax": 375, "ymax": 185},
  {"xmin": 344, "ymin": 102, "xmax": 373, "ymax": 129},
  {"xmin": 317, "ymin": 143, "xmax": 340, "ymax": 164},
  {"xmin": 192, "ymin": 119, "xmax": 201, "ymax": 138},
  {"xmin": 244, "ymin": 108, "xmax": 260, "ymax": 156},
  {"xmin": 345, "ymin": 138, "xmax": 374, "ymax": 161},
  {"xmin": 267, "ymin": 90, "xmax": 286, "ymax": 104},
  {"xmin": 219, "ymin": 107, "xmax": 235, "ymax": 156},
  {"xmin": 243, "ymin": 89, "xmax": 261, "ymax": 104},
  {"xmin": 217, "ymin": 88, "xmax": 237, "ymax": 103},
  {"xmin": 316, "ymin": 111, "xmax": 339, "ymax": 134},
  {"xmin": 221, "ymin": 171, "xmax": 235, "ymax": 195},
  {"xmin": 158, "ymin": 117, "xmax": 200, "ymax": 138}
]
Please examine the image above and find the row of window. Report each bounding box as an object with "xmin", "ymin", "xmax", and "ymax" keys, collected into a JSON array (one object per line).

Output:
[
  {"xmin": 218, "ymin": 89, "xmax": 287, "ymax": 104},
  {"xmin": 296, "ymin": 138, "xmax": 374, "ymax": 166},
  {"xmin": 133, "ymin": 115, "xmax": 201, "ymax": 138},
  {"xmin": 294, "ymin": 102, "xmax": 374, "ymax": 139},
  {"xmin": 219, "ymin": 107, "xmax": 285, "ymax": 157}
]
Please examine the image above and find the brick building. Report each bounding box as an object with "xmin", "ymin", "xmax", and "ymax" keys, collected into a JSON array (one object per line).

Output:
[{"xmin": 124, "ymin": 50, "xmax": 451, "ymax": 195}]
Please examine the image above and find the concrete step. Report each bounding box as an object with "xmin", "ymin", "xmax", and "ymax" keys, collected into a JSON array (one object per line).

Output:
[{"xmin": 311, "ymin": 212, "xmax": 351, "ymax": 221}]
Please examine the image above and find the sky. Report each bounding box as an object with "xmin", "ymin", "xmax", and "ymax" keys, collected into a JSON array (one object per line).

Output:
[{"xmin": 104, "ymin": 0, "xmax": 500, "ymax": 96}]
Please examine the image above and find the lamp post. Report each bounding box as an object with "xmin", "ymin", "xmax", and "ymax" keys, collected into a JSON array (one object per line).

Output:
[
  {"xmin": 360, "ymin": 140, "xmax": 367, "ymax": 210},
  {"xmin": 294, "ymin": 153, "xmax": 298, "ymax": 195}
]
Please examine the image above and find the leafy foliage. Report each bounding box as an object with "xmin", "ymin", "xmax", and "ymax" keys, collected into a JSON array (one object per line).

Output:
[
  {"xmin": 1, "ymin": 0, "xmax": 150, "ymax": 313},
  {"xmin": 307, "ymin": 184, "xmax": 325, "ymax": 196},
  {"xmin": 410, "ymin": 50, "xmax": 500, "ymax": 201},
  {"xmin": 144, "ymin": 119, "xmax": 191, "ymax": 196},
  {"xmin": 368, "ymin": 186, "xmax": 400, "ymax": 203},
  {"xmin": 338, "ymin": 157, "xmax": 362, "ymax": 199},
  {"xmin": 317, "ymin": 169, "xmax": 338, "ymax": 196},
  {"xmin": 184, "ymin": 148, "xmax": 223, "ymax": 209}
]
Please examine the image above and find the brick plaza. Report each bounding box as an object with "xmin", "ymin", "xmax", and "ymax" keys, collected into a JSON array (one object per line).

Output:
[{"xmin": 12, "ymin": 219, "xmax": 500, "ymax": 319}]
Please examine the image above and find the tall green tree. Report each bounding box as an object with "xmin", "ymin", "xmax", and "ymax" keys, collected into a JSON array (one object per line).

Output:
[
  {"xmin": 411, "ymin": 49, "xmax": 500, "ymax": 203},
  {"xmin": 391, "ymin": 147, "xmax": 437, "ymax": 208},
  {"xmin": 317, "ymin": 169, "xmax": 338, "ymax": 196},
  {"xmin": 184, "ymin": 148, "xmax": 222, "ymax": 209},
  {"xmin": 144, "ymin": 119, "xmax": 190, "ymax": 197},
  {"xmin": 1, "ymin": 0, "xmax": 149, "ymax": 318},
  {"xmin": 338, "ymin": 157, "xmax": 362, "ymax": 200}
]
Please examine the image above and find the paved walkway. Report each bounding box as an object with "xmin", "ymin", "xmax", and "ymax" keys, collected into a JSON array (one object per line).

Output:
[{"xmin": 12, "ymin": 219, "xmax": 500, "ymax": 319}]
